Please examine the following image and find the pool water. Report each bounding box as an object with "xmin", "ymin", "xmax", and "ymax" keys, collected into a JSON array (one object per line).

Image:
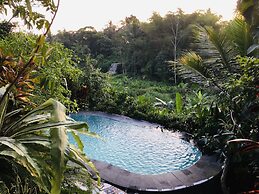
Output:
[{"xmin": 70, "ymin": 112, "xmax": 202, "ymax": 175}]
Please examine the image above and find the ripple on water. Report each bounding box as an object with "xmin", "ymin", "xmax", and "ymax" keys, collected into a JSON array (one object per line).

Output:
[{"xmin": 70, "ymin": 112, "xmax": 202, "ymax": 175}]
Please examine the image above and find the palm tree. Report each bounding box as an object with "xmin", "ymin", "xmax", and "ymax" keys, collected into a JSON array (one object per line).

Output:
[
  {"xmin": 178, "ymin": 15, "xmax": 259, "ymax": 194},
  {"xmin": 236, "ymin": 0, "xmax": 259, "ymax": 56},
  {"xmin": 236, "ymin": 0, "xmax": 259, "ymax": 31},
  {"xmin": 178, "ymin": 17, "xmax": 253, "ymax": 86}
]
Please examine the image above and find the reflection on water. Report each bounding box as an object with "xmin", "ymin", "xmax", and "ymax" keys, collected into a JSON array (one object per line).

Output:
[{"xmin": 70, "ymin": 112, "xmax": 202, "ymax": 175}]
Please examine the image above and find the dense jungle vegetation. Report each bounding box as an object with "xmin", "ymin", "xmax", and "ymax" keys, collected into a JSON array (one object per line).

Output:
[
  {"xmin": 50, "ymin": 5, "xmax": 258, "ymax": 151},
  {"xmin": 0, "ymin": 0, "xmax": 258, "ymax": 193}
]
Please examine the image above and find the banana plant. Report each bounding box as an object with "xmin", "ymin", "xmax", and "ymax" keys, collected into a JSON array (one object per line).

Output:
[
  {"xmin": 0, "ymin": 91, "xmax": 100, "ymax": 193},
  {"xmin": 0, "ymin": 1, "xmax": 99, "ymax": 193},
  {"xmin": 154, "ymin": 92, "xmax": 183, "ymax": 115},
  {"xmin": 0, "ymin": 43, "xmax": 100, "ymax": 193}
]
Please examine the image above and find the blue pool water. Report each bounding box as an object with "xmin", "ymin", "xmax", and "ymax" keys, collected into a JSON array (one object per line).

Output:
[{"xmin": 70, "ymin": 112, "xmax": 202, "ymax": 175}]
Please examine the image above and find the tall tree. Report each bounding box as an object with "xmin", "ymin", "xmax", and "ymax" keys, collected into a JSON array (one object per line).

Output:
[
  {"xmin": 0, "ymin": 0, "xmax": 57, "ymax": 30},
  {"xmin": 167, "ymin": 9, "xmax": 189, "ymax": 84}
]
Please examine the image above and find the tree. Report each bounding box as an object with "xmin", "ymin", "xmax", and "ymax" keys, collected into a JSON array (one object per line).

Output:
[
  {"xmin": 52, "ymin": 11, "xmax": 224, "ymax": 82},
  {"xmin": 236, "ymin": 0, "xmax": 259, "ymax": 56},
  {"xmin": 166, "ymin": 9, "xmax": 191, "ymax": 84},
  {"xmin": 0, "ymin": 32, "xmax": 82, "ymax": 111},
  {"xmin": 178, "ymin": 17, "xmax": 253, "ymax": 86},
  {"xmin": 178, "ymin": 17, "xmax": 258, "ymax": 142},
  {"xmin": 117, "ymin": 15, "xmax": 146, "ymax": 75},
  {"xmin": 236, "ymin": 0, "xmax": 259, "ymax": 31},
  {"xmin": 103, "ymin": 21, "xmax": 117, "ymax": 39},
  {"xmin": 0, "ymin": 0, "xmax": 57, "ymax": 30},
  {"xmin": 0, "ymin": 21, "xmax": 14, "ymax": 37}
]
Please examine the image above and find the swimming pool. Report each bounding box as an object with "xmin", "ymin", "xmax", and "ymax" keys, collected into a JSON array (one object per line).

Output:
[{"xmin": 70, "ymin": 112, "xmax": 202, "ymax": 175}]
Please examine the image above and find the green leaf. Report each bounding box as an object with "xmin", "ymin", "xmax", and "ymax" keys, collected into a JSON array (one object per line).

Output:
[
  {"xmin": 179, "ymin": 52, "xmax": 210, "ymax": 79},
  {"xmin": 11, "ymin": 121, "xmax": 73, "ymax": 138},
  {"xmin": 237, "ymin": 0, "xmax": 254, "ymax": 14},
  {"xmin": 0, "ymin": 92, "xmax": 9, "ymax": 131},
  {"xmin": 5, "ymin": 108, "xmax": 23, "ymax": 120},
  {"xmin": 66, "ymin": 145, "xmax": 100, "ymax": 185},
  {"xmin": 175, "ymin": 92, "xmax": 183, "ymax": 114},
  {"xmin": 66, "ymin": 122, "xmax": 100, "ymax": 138},
  {"xmin": 36, "ymin": 34, "xmax": 46, "ymax": 48},
  {"xmin": 70, "ymin": 131, "xmax": 84, "ymax": 151},
  {"xmin": 0, "ymin": 149, "xmax": 49, "ymax": 193},
  {"xmin": 203, "ymin": 26, "xmax": 231, "ymax": 68},
  {"xmin": 0, "ymin": 137, "xmax": 41, "ymax": 177},
  {"xmin": 5, "ymin": 98, "xmax": 62, "ymax": 135},
  {"xmin": 49, "ymin": 99, "xmax": 67, "ymax": 194},
  {"xmin": 247, "ymin": 44, "xmax": 259, "ymax": 55},
  {"xmin": 50, "ymin": 127, "xmax": 67, "ymax": 194},
  {"xmin": 18, "ymin": 136, "xmax": 50, "ymax": 147},
  {"xmin": 25, "ymin": 0, "xmax": 32, "ymax": 16}
]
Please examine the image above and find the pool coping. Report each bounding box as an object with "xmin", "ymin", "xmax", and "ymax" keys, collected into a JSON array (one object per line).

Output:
[{"xmin": 90, "ymin": 154, "xmax": 222, "ymax": 192}]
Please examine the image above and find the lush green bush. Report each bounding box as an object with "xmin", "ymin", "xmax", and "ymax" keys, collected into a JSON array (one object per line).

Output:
[
  {"xmin": 82, "ymin": 75, "xmax": 211, "ymax": 136},
  {"xmin": 182, "ymin": 56, "xmax": 259, "ymax": 153},
  {"xmin": 69, "ymin": 55, "xmax": 110, "ymax": 111},
  {"xmin": 0, "ymin": 32, "xmax": 81, "ymax": 111},
  {"xmin": 87, "ymin": 72, "xmax": 256, "ymax": 154},
  {"xmin": 0, "ymin": 47, "xmax": 99, "ymax": 193},
  {"xmin": 220, "ymin": 56, "xmax": 259, "ymax": 139}
]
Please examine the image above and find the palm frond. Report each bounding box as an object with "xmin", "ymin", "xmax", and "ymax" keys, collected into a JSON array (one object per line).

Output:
[
  {"xmin": 178, "ymin": 21, "xmax": 250, "ymax": 86},
  {"xmin": 178, "ymin": 51, "xmax": 210, "ymax": 81},
  {"xmin": 202, "ymin": 26, "xmax": 233, "ymax": 69},
  {"xmin": 226, "ymin": 17, "xmax": 253, "ymax": 56}
]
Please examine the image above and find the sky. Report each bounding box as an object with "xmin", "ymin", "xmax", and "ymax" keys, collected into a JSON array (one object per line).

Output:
[
  {"xmin": 51, "ymin": 0, "xmax": 237, "ymax": 34},
  {"xmin": 2, "ymin": 0, "xmax": 238, "ymax": 34}
]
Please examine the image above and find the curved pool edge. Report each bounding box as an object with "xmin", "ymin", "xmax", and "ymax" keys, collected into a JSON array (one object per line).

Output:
[
  {"xmin": 90, "ymin": 154, "xmax": 223, "ymax": 192},
  {"xmin": 73, "ymin": 111, "xmax": 199, "ymax": 142},
  {"xmin": 71, "ymin": 111, "xmax": 203, "ymax": 174},
  {"xmin": 76, "ymin": 111, "xmax": 165, "ymax": 129}
]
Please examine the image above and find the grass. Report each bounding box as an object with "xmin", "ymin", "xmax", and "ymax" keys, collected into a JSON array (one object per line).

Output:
[{"xmin": 108, "ymin": 75, "xmax": 179, "ymax": 103}]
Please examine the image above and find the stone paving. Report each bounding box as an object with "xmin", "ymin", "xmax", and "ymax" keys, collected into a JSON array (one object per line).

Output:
[
  {"xmin": 99, "ymin": 183, "xmax": 127, "ymax": 194},
  {"xmin": 90, "ymin": 155, "xmax": 222, "ymax": 193}
]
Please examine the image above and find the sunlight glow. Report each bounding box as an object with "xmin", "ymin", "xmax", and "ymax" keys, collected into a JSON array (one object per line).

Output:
[{"xmin": 52, "ymin": 0, "xmax": 237, "ymax": 33}]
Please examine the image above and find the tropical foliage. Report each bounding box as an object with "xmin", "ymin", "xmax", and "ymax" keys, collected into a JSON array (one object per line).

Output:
[
  {"xmin": 0, "ymin": 0, "xmax": 57, "ymax": 30},
  {"xmin": 0, "ymin": 0, "xmax": 99, "ymax": 193},
  {"xmin": 0, "ymin": 32, "xmax": 81, "ymax": 111},
  {"xmin": 0, "ymin": 96, "xmax": 98, "ymax": 193},
  {"xmin": 52, "ymin": 9, "xmax": 222, "ymax": 82},
  {"xmin": 0, "ymin": 0, "xmax": 258, "ymax": 193},
  {"xmin": 176, "ymin": 6, "xmax": 259, "ymax": 192}
]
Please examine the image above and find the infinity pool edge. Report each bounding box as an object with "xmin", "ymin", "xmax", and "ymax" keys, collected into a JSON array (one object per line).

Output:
[{"xmin": 90, "ymin": 154, "xmax": 222, "ymax": 192}]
